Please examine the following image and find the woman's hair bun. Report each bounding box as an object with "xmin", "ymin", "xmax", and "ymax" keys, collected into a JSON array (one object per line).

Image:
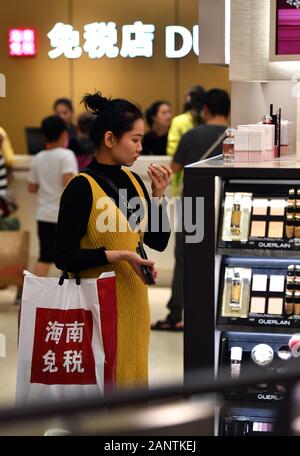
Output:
[{"xmin": 81, "ymin": 92, "xmax": 110, "ymax": 115}]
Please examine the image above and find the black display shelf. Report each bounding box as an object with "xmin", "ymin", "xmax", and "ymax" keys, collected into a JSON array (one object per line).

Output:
[
  {"xmin": 183, "ymin": 156, "xmax": 300, "ymax": 435},
  {"xmin": 216, "ymin": 257, "xmax": 300, "ymax": 331},
  {"xmin": 184, "ymin": 156, "xmax": 300, "ymax": 374},
  {"xmin": 219, "ymin": 332, "xmax": 292, "ymax": 403},
  {"xmin": 217, "ymin": 180, "xmax": 300, "ymax": 256},
  {"xmin": 219, "ymin": 402, "xmax": 280, "ymax": 436}
]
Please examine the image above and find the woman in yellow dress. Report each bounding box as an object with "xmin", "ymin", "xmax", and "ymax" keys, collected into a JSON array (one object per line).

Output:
[{"xmin": 55, "ymin": 92, "xmax": 172, "ymax": 387}]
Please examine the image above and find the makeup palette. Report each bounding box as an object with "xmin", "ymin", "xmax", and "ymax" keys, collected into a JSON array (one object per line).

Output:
[
  {"xmin": 222, "ymin": 416, "xmax": 276, "ymax": 436},
  {"xmin": 249, "ymin": 272, "xmax": 285, "ymax": 316},
  {"xmin": 249, "ymin": 198, "xmax": 286, "ymax": 240},
  {"xmin": 220, "ymin": 404, "xmax": 278, "ymax": 436}
]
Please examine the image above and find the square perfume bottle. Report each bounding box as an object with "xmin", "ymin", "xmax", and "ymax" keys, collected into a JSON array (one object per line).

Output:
[
  {"xmin": 221, "ymin": 267, "xmax": 252, "ymax": 318},
  {"xmin": 222, "ymin": 192, "xmax": 252, "ymax": 242}
]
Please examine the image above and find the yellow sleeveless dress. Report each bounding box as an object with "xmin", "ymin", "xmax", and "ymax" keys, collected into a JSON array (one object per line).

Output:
[{"xmin": 77, "ymin": 169, "xmax": 150, "ymax": 388}]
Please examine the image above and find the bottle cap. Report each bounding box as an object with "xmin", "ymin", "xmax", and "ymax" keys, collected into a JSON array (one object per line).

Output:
[
  {"xmin": 251, "ymin": 344, "xmax": 274, "ymax": 366},
  {"xmin": 230, "ymin": 346, "xmax": 242, "ymax": 361}
]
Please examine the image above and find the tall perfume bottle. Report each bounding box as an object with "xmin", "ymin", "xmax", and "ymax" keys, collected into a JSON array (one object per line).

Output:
[
  {"xmin": 223, "ymin": 128, "xmax": 235, "ymax": 163},
  {"xmin": 230, "ymin": 272, "xmax": 242, "ymax": 309},
  {"xmin": 230, "ymin": 196, "xmax": 242, "ymax": 236}
]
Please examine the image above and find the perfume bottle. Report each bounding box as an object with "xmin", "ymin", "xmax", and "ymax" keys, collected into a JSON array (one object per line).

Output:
[
  {"xmin": 230, "ymin": 198, "xmax": 242, "ymax": 235},
  {"xmin": 287, "ymin": 199, "xmax": 295, "ymax": 215},
  {"xmin": 295, "ymin": 276, "xmax": 300, "ymax": 291},
  {"xmin": 223, "ymin": 128, "xmax": 235, "ymax": 163},
  {"xmin": 230, "ymin": 347, "xmax": 242, "ymax": 379},
  {"xmin": 285, "ymin": 291, "xmax": 294, "ymax": 315},
  {"xmin": 295, "ymin": 215, "xmax": 300, "ymax": 239},
  {"xmin": 286, "ymin": 276, "xmax": 295, "ymax": 291},
  {"xmin": 230, "ymin": 272, "xmax": 242, "ymax": 309},
  {"xmin": 289, "ymin": 189, "xmax": 296, "ymax": 201},
  {"xmin": 294, "ymin": 291, "xmax": 300, "ymax": 315},
  {"xmin": 286, "ymin": 214, "xmax": 295, "ymax": 239}
]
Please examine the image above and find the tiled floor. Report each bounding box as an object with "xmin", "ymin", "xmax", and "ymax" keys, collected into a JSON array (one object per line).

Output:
[{"xmin": 0, "ymin": 285, "xmax": 183, "ymax": 407}]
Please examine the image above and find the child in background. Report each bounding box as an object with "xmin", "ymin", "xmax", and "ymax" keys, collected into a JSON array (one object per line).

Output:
[{"xmin": 28, "ymin": 115, "xmax": 78, "ymax": 277}]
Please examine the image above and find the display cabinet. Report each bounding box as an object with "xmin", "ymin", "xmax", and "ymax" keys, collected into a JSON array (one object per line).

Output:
[{"xmin": 184, "ymin": 156, "xmax": 300, "ymax": 435}]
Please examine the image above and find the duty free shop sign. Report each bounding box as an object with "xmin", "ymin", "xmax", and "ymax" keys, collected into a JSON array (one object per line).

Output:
[{"xmin": 9, "ymin": 22, "xmax": 200, "ymax": 59}]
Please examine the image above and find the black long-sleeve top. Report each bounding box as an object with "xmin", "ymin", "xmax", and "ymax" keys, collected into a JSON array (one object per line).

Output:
[{"xmin": 55, "ymin": 158, "xmax": 171, "ymax": 273}]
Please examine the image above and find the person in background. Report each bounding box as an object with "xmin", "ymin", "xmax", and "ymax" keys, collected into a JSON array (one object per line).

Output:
[
  {"xmin": 55, "ymin": 92, "xmax": 172, "ymax": 387},
  {"xmin": 151, "ymin": 89, "xmax": 230, "ymax": 331},
  {"xmin": 142, "ymin": 101, "xmax": 172, "ymax": 155},
  {"xmin": 0, "ymin": 132, "xmax": 9, "ymax": 196},
  {"xmin": 68, "ymin": 112, "xmax": 96, "ymax": 171},
  {"xmin": 0, "ymin": 127, "xmax": 20, "ymax": 300},
  {"xmin": 0, "ymin": 133, "xmax": 10, "ymax": 291},
  {"xmin": 0, "ymin": 126, "xmax": 15, "ymax": 186},
  {"xmin": 172, "ymin": 89, "xmax": 230, "ymax": 169},
  {"xmin": 53, "ymin": 97, "xmax": 77, "ymax": 142},
  {"xmin": 28, "ymin": 115, "xmax": 78, "ymax": 277},
  {"xmin": 167, "ymin": 85, "xmax": 206, "ymax": 196}
]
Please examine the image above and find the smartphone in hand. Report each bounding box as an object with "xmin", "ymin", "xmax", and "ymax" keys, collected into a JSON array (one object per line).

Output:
[{"xmin": 136, "ymin": 241, "xmax": 155, "ymax": 285}]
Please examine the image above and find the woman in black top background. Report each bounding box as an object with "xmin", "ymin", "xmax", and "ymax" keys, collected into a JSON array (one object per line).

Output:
[{"xmin": 142, "ymin": 101, "xmax": 172, "ymax": 156}]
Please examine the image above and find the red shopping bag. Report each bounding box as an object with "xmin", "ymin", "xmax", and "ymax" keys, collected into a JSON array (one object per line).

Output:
[{"xmin": 16, "ymin": 271, "xmax": 117, "ymax": 404}]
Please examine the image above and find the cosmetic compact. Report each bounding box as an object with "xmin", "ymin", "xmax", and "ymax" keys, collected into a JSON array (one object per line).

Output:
[
  {"xmin": 251, "ymin": 344, "xmax": 274, "ymax": 366},
  {"xmin": 219, "ymin": 405, "xmax": 279, "ymax": 436}
]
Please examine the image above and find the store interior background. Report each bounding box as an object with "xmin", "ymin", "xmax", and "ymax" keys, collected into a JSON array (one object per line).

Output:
[
  {"xmin": 0, "ymin": 0, "xmax": 230, "ymax": 153},
  {"xmin": 0, "ymin": 0, "xmax": 231, "ymax": 407},
  {"xmin": 1, "ymin": 0, "xmax": 300, "ymax": 434}
]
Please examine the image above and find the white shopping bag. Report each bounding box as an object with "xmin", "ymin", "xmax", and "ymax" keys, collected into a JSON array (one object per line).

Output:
[{"xmin": 16, "ymin": 271, "xmax": 117, "ymax": 404}]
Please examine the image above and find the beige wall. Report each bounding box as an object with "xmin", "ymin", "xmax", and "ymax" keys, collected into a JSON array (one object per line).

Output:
[{"xmin": 0, "ymin": 0, "xmax": 230, "ymax": 153}]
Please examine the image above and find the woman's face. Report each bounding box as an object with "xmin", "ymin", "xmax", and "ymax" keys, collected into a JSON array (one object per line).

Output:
[
  {"xmin": 111, "ymin": 118, "xmax": 144, "ymax": 166},
  {"xmin": 54, "ymin": 103, "xmax": 73, "ymax": 125},
  {"xmin": 153, "ymin": 104, "xmax": 172, "ymax": 128}
]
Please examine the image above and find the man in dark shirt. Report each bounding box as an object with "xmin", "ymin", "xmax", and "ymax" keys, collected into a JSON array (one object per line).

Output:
[
  {"xmin": 151, "ymin": 89, "xmax": 230, "ymax": 331},
  {"xmin": 172, "ymin": 89, "xmax": 230, "ymax": 174}
]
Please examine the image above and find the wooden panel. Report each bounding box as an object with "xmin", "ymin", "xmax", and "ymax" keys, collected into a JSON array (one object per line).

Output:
[
  {"xmin": 72, "ymin": 0, "xmax": 176, "ymax": 117},
  {"xmin": 0, "ymin": 0, "xmax": 231, "ymax": 153}
]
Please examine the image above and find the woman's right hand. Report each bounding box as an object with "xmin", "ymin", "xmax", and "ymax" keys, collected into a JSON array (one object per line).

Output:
[{"xmin": 106, "ymin": 250, "xmax": 157, "ymax": 285}]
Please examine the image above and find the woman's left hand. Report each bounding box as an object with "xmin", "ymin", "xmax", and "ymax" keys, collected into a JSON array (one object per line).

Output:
[{"xmin": 147, "ymin": 163, "xmax": 172, "ymax": 198}]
